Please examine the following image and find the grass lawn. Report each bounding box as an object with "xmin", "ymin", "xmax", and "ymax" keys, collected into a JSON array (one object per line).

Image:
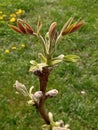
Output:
[{"xmin": 0, "ymin": 0, "xmax": 98, "ymax": 130}]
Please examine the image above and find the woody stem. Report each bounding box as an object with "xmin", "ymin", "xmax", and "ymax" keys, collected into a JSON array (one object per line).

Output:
[{"xmin": 34, "ymin": 67, "xmax": 52, "ymax": 124}]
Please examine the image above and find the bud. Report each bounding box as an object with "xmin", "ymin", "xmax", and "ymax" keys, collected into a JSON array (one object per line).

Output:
[
  {"xmin": 70, "ymin": 21, "xmax": 84, "ymax": 33},
  {"xmin": 13, "ymin": 80, "xmax": 28, "ymax": 96},
  {"xmin": 45, "ymin": 89, "xmax": 58, "ymax": 98},
  {"xmin": 49, "ymin": 22, "xmax": 57, "ymax": 39},
  {"xmin": 37, "ymin": 16, "xmax": 42, "ymax": 35},
  {"xmin": 17, "ymin": 20, "xmax": 27, "ymax": 34},
  {"xmin": 9, "ymin": 25, "xmax": 22, "ymax": 34},
  {"xmin": 61, "ymin": 17, "xmax": 74, "ymax": 36},
  {"xmin": 20, "ymin": 19, "xmax": 34, "ymax": 34},
  {"xmin": 9, "ymin": 19, "xmax": 34, "ymax": 35},
  {"xmin": 34, "ymin": 91, "xmax": 43, "ymax": 100}
]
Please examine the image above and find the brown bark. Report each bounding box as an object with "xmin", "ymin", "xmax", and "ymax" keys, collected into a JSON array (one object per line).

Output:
[{"xmin": 34, "ymin": 67, "xmax": 52, "ymax": 124}]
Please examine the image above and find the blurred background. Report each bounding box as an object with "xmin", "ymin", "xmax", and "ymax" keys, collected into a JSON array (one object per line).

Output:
[{"xmin": 0, "ymin": 0, "xmax": 98, "ymax": 129}]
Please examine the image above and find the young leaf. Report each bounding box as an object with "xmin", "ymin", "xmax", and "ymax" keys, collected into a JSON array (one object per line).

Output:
[
  {"xmin": 37, "ymin": 16, "xmax": 42, "ymax": 35},
  {"xmin": 64, "ymin": 55, "xmax": 80, "ymax": 62},
  {"xmin": 9, "ymin": 25, "xmax": 23, "ymax": 34},
  {"xmin": 38, "ymin": 53, "xmax": 47, "ymax": 63},
  {"xmin": 17, "ymin": 19, "xmax": 27, "ymax": 34},
  {"xmin": 60, "ymin": 17, "xmax": 74, "ymax": 36},
  {"xmin": 50, "ymin": 54, "xmax": 64, "ymax": 65}
]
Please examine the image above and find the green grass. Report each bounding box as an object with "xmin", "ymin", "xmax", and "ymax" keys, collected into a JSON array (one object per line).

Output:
[{"xmin": 0, "ymin": 0, "xmax": 98, "ymax": 130}]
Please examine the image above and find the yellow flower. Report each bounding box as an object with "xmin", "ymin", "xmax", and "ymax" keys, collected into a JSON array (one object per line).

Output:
[
  {"xmin": 5, "ymin": 49, "xmax": 10, "ymax": 53},
  {"xmin": 16, "ymin": 9, "xmax": 23, "ymax": 15},
  {"xmin": 0, "ymin": 16, "xmax": 3, "ymax": 20},
  {"xmin": 0, "ymin": 11, "xmax": 3, "ymax": 14},
  {"xmin": 21, "ymin": 43, "xmax": 25, "ymax": 48},
  {"xmin": 11, "ymin": 46, "xmax": 17, "ymax": 50},
  {"xmin": 10, "ymin": 13, "xmax": 16, "ymax": 17},
  {"xmin": 10, "ymin": 17, "xmax": 16, "ymax": 22},
  {"xmin": 2, "ymin": 14, "xmax": 7, "ymax": 17}
]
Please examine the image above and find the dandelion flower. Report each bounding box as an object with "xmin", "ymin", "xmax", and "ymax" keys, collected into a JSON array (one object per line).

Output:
[
  {"xmin": 21, "ymin": 43, "xmax": 25, "ymax": 48},
  {"xmin": 0, "ymin": 16, "xmax": 3, "ymax": 20},
  {"xmin": 5, "ymin": 49, "xmax": 10, "ymax": 53},
  {"xmin": 10, "ymin": 17, "xmax": 16, "ymax": 23},
  {"xmin": 2, "ymin": 14, "xmax": 7, "ymax": 18},
  {"xmin": 11, "ymin": 46, "xmax": 17, "ymax": 50},
  {"xmin": 16, "ymin": 9, "xmax": 23, "ymax": 15},
  {"xmin": 0, "ymin": 11, "xmax": 3, "ymax": 14},
  {"xmin": 10, "ymin": 13, "xmax": 16, "ymax": 17}
]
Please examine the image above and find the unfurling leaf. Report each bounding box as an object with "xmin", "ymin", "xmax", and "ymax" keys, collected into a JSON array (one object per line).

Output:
[
  {"xmin": 10, "ymin": 19, "xmax": 34, "ymax": 35},
  {"xmin": 30, "ymin": 60, "xmax": 38, "ymax": 65},
  {"xmin": 61, "ymin": 22, "xmax": 76, "ymax": 35},
  {"xmin": 13, "ymin": 80, "xmax": 28, "ymax": 96},
  {"xmin": 64, "ymin": 55, "xmax": 80, "ymax": 62},
  {"xmin": 70, "ymin": 21, "xmax": 84, "ymax": 33},
  {"xmin": 60, "ymin": 17, "xmax": 74, "ymax": 36},
  {"xmin": 21, "ymin": 20, "xmax": 34, "ymax": 34},
  {"xmin": 9, "ymin": 25, "xmax": 22, "ymax": 34},
  {"xmin": 17, "ymin": 20, "xmax": 27, "ymax": 33},
  {"xmin": 37, "ymin": 16, "xmax": 42, "ymax": 35},
  {"xmin": 29, "ymin": 63, "xmax": 48, "ymax": 72},
  {"xmin": 48, "ymin": 22, "xmax": 58, "ymax": 54},
  {"xmin": 60, "ymin": 17, "xmax": 84, "ymax": 36},
  {"xmin": 48, "ymin": 112, "xmax": 55, "ymax": 126},
  {"xmin": 49, "ymin": 22, "xmax": 57, "ymax": 39},
  {"xmin": 50, "ymin": 54, "xmax": 64, "ymax": 65},
  {"xmin": 38, "ymin": 53, "xmax": 47, "ymax": 63}
]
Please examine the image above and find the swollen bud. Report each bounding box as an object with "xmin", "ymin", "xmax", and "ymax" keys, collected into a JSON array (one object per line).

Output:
[
  {"xmin": 34, "ymin": 91, "xmax": 43, "ymax": 100},
  {"xmin": 45, "ymin": 89, "xmax": 58, "ymax": 98},
  {"xmin": 13, "ymin": 80, "xmax": 28, "ymax": 96}
]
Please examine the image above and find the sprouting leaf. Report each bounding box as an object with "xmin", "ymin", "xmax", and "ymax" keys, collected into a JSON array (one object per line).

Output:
[
  {"xmin": 61, "ymin": 22, "xmax": 76, "ymax": 35},
  {"xmin": 30, "ymin": 60, "xmax": 38, "ymax": 65},
  {"xmin": 29, "ymin": 65, "xmax": 38, "ymax": 72},
  {"xmin": 17, "ymin": 19, "xmax": 27, "ymax": 33},
  {"xmin": 70, "ymin": 21, "xmax": 84, "ymax": 33},
  {"xmin": 37, "ymin": 16, "xmax": 42, "ymax": 35},
  {"xmin": 38, "ymin": 53, "xmax": 47, "ymax": 63},
  {"xmin": 60, "ymin": 17, "xmax": 74, "ymax": 36},
  {"xmin": 48, "ymin": 112, "xmax": 55, "ymax": 126},
  {"xmin": 48, "ymin": 22, "xmax": 58, "ymax": 55},
  {"xmin": 9, "ymin": 25, "xmax": 23, "ymax": 34},
  {"xmin": 9, "ymin": 19, "xmax": 34, "ymax": 35},
  {"xmin": 64, "ymin": 55, "xmax": 80, "ymax": 62},
  {"xmin": 49, "ymin": 22, "xmax": 57, "ymax": 40},
  {"xmin": 59, "ymin": 17, "xmax": 84, "ymax": 36},
  {"xmin": 38, "ymin": 63, "xmax": 48, "ymax": 71},
  {"xmin": 29, "ymin": 63, "xmax": 48, "ymax": 72},
  {"xmin": 50, "ymin": 54, "xmax": 64, "ymax": 65},
  {"xmin": 13, "ymin": 80, "xmax": 28, "ymax": 96},
  {"xmin": 45, "ymin": 32, "xmax": 50, "ymax": 54}
]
